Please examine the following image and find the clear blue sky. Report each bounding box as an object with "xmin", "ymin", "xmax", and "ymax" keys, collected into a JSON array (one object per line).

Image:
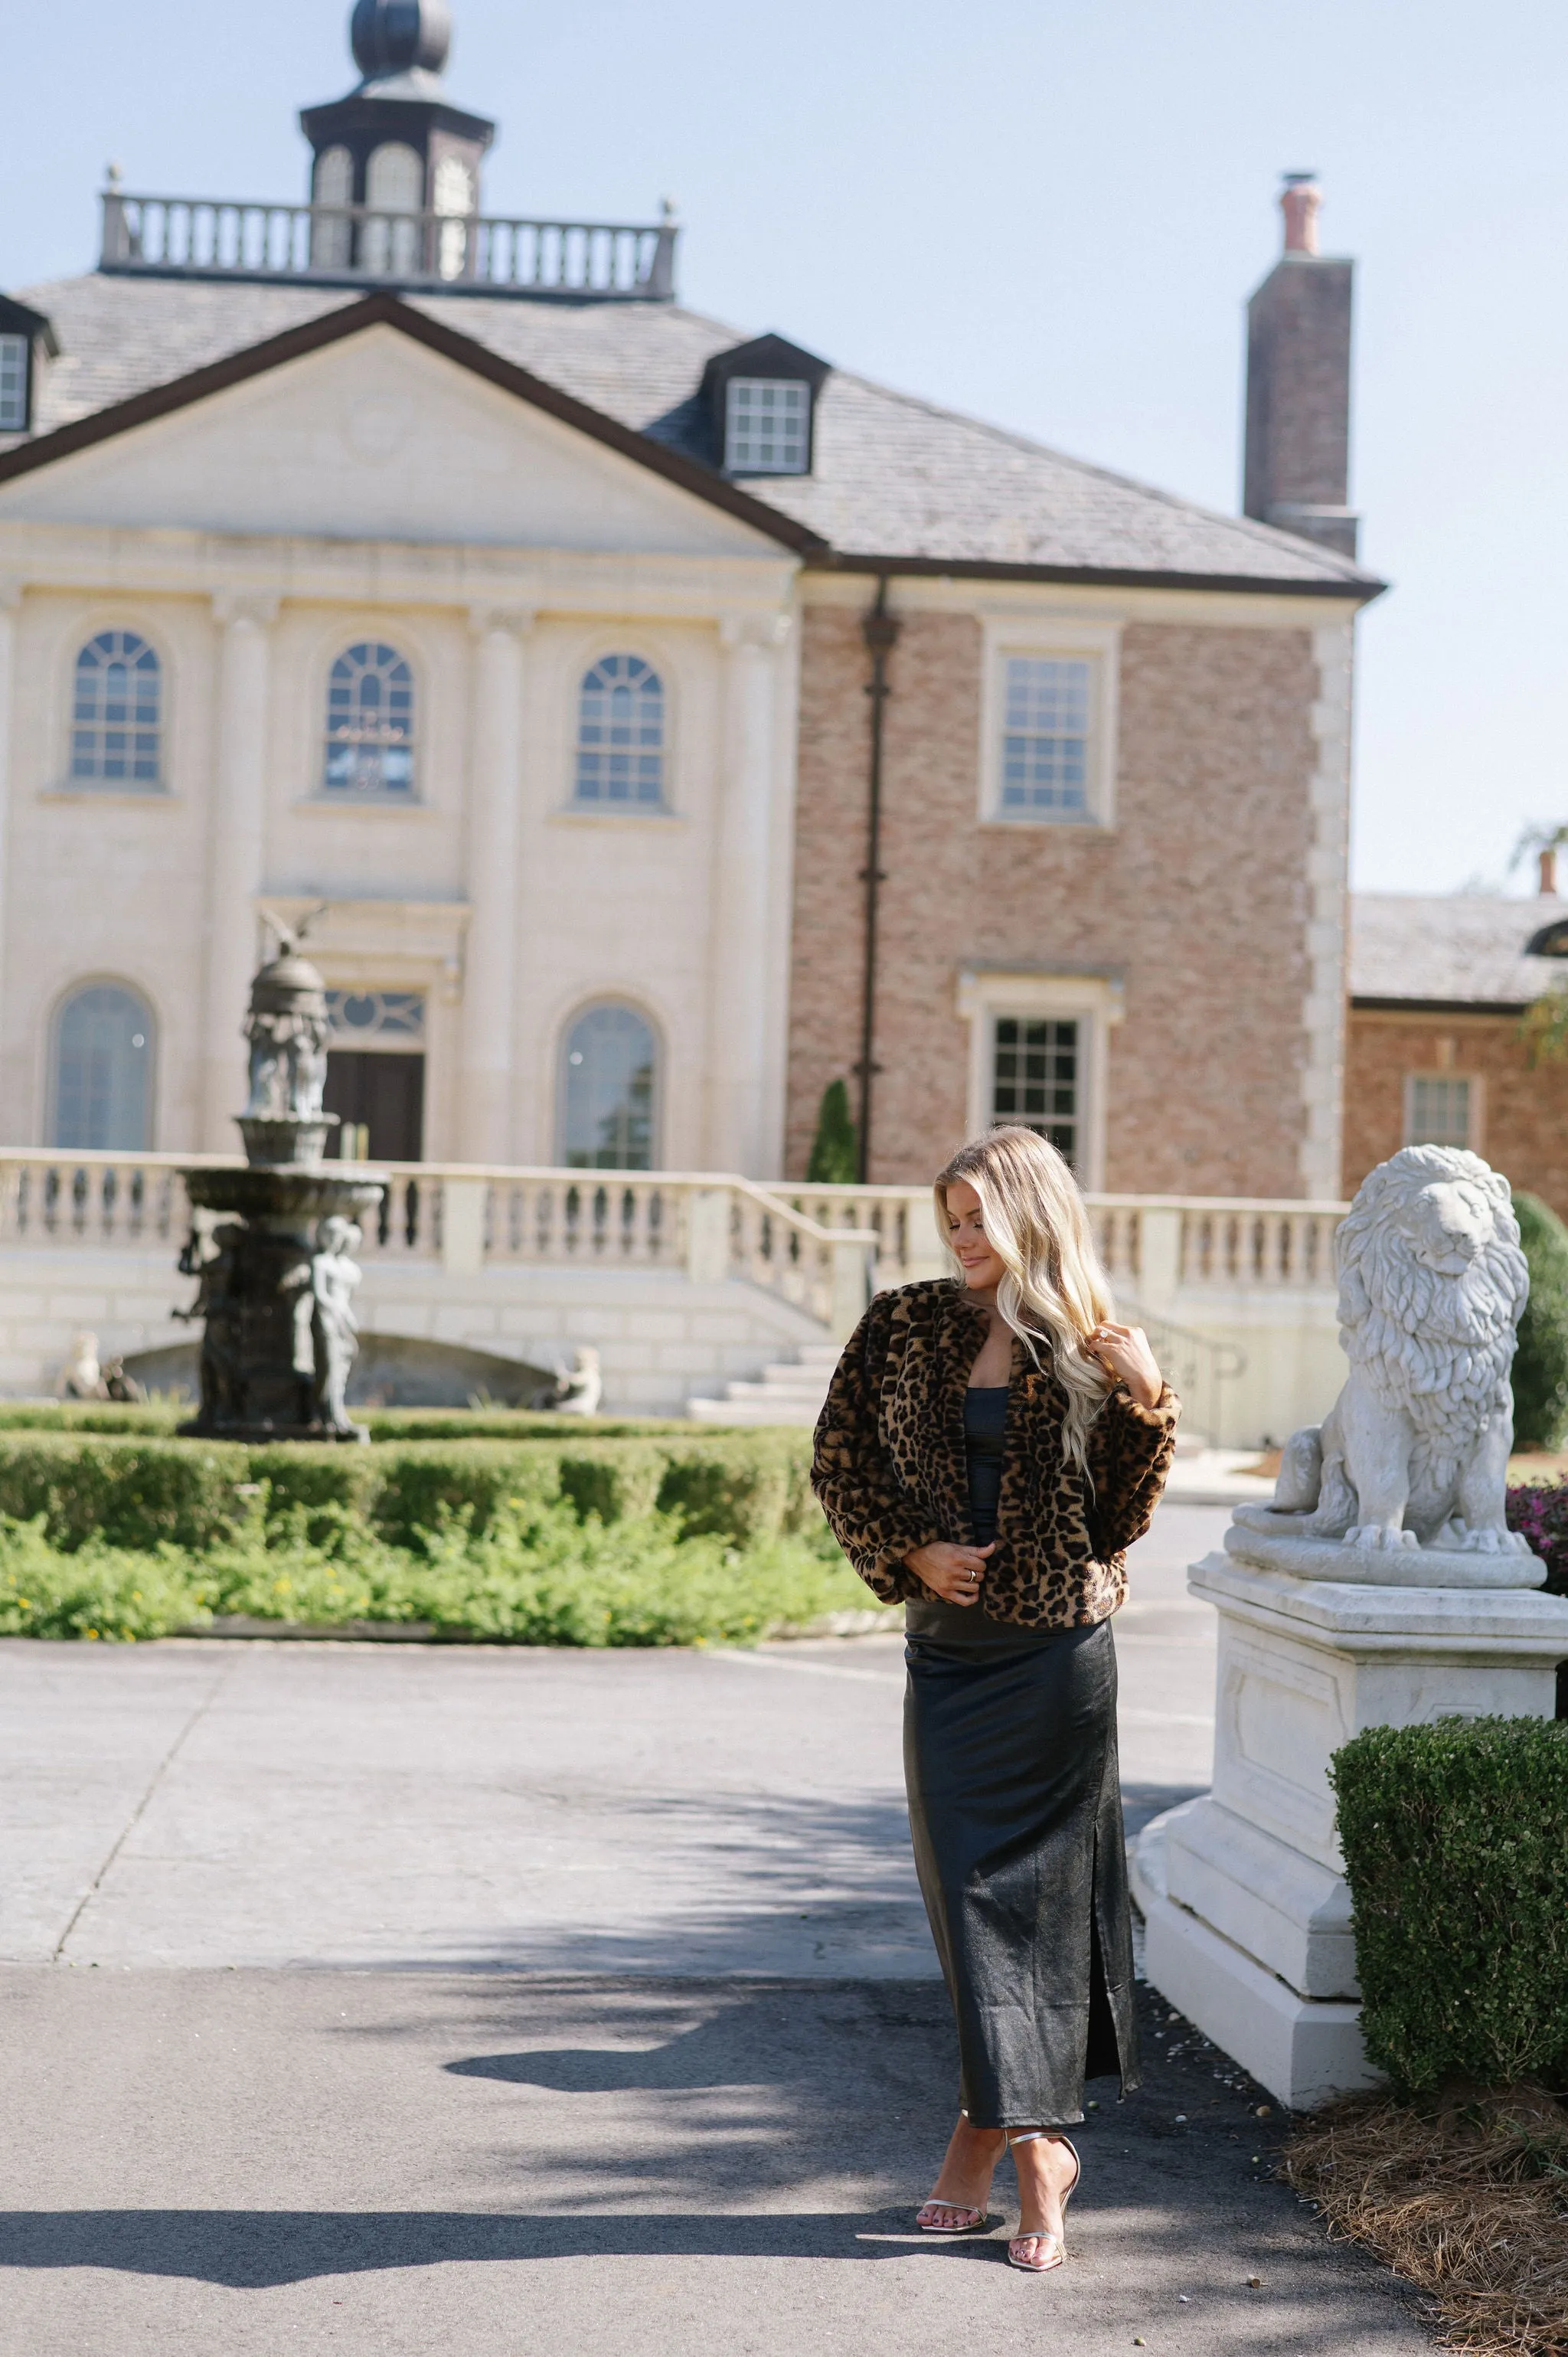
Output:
[{"xmin": 5, "ymin": 0, "xmax": 1563, "ymax": 897}]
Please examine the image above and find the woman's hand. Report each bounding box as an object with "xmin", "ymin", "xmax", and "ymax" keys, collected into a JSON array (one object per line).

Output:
[
  {"xmin": 905, "ymin": 1538, "xmax": 995, "ymax": 1605},
  {"xmin": 1083, "ymin": 1321, "xmax": 1163, "ymax": 1410}
]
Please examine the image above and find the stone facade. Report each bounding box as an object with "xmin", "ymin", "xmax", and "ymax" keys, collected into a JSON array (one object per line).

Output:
[
  {"xmin": 787, "ymin": 590, "xmax": 1331, "ymax": 1195},
  {"xmin": 1344, "ymin": 1007, "xmax": 1568, "ymax": 1217}
]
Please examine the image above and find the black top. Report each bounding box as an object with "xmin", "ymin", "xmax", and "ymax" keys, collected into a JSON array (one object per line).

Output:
[{"xmin": 964, "ymin": 1384, "xmax": 1009, "ymax": 1548}]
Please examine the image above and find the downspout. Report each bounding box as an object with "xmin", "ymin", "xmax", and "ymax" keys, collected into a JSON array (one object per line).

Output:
[{"xmin": 856, "ymin": 577, "xmax": 900, "ymax": 1182}]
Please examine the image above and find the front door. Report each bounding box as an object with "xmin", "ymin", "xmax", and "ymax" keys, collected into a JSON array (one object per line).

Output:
[{"xmin": 323, "ymin": 1051, "xmax": 425, "ymax": 1162}]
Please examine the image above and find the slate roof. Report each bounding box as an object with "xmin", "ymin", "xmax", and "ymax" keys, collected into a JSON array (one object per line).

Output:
[
  {"xmin": 4, "ymin": 270, "xmax": 1382, "ymax": 592},
  {"xmin": 1350, "ymin": 894, "xmax": 1568, "ymax": 1009}
]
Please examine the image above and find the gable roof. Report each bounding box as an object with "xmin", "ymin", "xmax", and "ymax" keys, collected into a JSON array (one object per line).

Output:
[
  {"xmin": 2, "ymin": 271, "xmax": 1385, "ymax": 596},
  {"xmin": 0, "ymin": 291, "xmax": 827, "ymax": 557},
  {"xmin": 1351, "ymin": 894, "xmax": 1566, "ymax": 1011}
]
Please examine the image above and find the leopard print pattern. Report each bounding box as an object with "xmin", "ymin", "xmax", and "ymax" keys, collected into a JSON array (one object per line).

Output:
[{"xmin": 811, "ymin": 1280, "xmax": 1180, "ymax": 1630}]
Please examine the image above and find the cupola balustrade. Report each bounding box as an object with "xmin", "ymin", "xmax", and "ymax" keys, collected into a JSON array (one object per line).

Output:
[{"xmin": 99, "ymin": 185, "xmax": 679, "ymax": 303}]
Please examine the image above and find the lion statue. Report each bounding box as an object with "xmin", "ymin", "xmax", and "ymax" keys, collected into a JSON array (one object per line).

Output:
[{"xmin": 1266, "ymin": 1144, "xmax": 1532, "ymax": 1554}]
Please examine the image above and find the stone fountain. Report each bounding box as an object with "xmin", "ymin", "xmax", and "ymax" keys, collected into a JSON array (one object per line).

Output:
[{"xmin": 175, "ymin": 924, "xmax": 386, "ymax": 1441}]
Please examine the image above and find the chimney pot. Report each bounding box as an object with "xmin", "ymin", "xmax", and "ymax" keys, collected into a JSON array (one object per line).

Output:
[
  {"xmin": 1280, "ymin": 172, "xmax": 1322, "ymax": 257},
  {"xmin": 1540, "ymin": 847, "xmax": 1558, "ymax": 897}
]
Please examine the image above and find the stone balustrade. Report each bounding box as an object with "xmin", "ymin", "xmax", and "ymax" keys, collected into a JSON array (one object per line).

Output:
[
  {"xmin": 0, "ymin": 1153, "xmax": 1345, "ymax": 1302},
  {"xmin": 0, "ymin": 1152, "xmax": 1349, "ymax": 1433}
]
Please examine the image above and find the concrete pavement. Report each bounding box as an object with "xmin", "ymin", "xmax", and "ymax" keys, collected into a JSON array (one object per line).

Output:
[{"xmin": 0, "ymin": 1502, "xmax": 1429, "ymax": 2354}]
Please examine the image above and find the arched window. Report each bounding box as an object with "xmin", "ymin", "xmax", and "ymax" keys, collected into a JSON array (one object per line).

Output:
[
  {"xmin": 323, "ymin": 642, "xmax": 416, "ymax": 796},
  {"xmin": 364, "ymin": 142, "xmax": 424, "ymax": 275},
  {"xmin": 560, "ymin": 1004, "xmax": 658, "ymax": 1169},
  {"xmin": 574, "ymin": 655, "xmax": 665, "ymax": 806},
  {"xmin": 51, "ymin": 983, "xmax": 155, "ymax": 1151},
  {"xmin": 70, "ymin": 630, "xmax": 162, "ymax": 788},
  {"xmin": 311, "ymin": 144, "xmax": 354, "ymax": 270}
]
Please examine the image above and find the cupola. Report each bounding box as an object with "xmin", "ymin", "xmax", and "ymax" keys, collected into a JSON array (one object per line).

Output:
[{"xmin": 299, "ymin": 0, "xmax": 495, "ymax": 274}]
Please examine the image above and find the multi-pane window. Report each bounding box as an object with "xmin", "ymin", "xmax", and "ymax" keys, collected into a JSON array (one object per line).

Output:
[
  {"xmin": 574, "ymin": 655, "xmax": 665, "ymax": 806},
  {"xmin": 323, "ymin": 642, "xmax": 416, "ymax": 796},
  {"xmin": 1000, "ymin": 655, "xmax": 1092, "ymax": 818},
  {"xmin": 991, "ymin": 1015, "xmax": 1080, "ymax": 1166},
  {"xmin": 70, "ymin": 631, "xmax": 162, "ymax": 787},
  {"xmin": 1406, "ymin": 1076, "xmax": 1472, "ymax": 1151},
  {"xmin": 0, "ymin": 334, "xmax": 27, "ymax": 431},
  {"xmin": 724, "ymin": 378, "xmax": 810, "ymax": 473},
  {"xmin": 561, "ymin": 1003, "xmax": 657, "ymax": 1169},
  {"xmin": 51, "ymin": 982, "xmax": 154, "ymax": 1151}
]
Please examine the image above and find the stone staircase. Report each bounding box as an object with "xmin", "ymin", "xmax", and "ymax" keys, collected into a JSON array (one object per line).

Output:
[{"xmin": 687, "ymin": 1341, "xmax": 840, "ymax": 1427}]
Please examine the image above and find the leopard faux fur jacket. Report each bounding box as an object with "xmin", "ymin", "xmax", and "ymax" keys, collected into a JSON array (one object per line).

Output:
[{"xmin": 812, "ymin": 1280, "xmax": 1180, "ymax": 1630}]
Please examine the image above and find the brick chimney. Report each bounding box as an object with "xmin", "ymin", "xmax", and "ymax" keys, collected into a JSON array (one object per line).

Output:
[{"xmin": 1243, "ymin": 174, "xmax": 1359, "ymax": 559}]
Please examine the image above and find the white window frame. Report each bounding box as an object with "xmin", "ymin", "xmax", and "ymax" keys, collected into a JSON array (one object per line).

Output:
[
  {"xmin": 724, "ymin": 377, "xmax": 811, "ymax": 475},
  {"xmin": 1403, "ymin": 1071, "xmax": 1482, "ymax": 1155},
  {"xmin": 0, "ymin": 333, "xmax": 28, "ymax": 432},
  {"xmin": 977, "ymin": 616, "xmax": 1120, "ymax": 829},
  {"xmin": 956, "ymin": 969, "xmax": 1123, "ymax": 1192}
]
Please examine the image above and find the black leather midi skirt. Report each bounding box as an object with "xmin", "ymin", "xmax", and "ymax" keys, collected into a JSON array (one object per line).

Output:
[{"xmin": 903, "ymin": 1608, "xmax": 1140, "ymax": 2128}]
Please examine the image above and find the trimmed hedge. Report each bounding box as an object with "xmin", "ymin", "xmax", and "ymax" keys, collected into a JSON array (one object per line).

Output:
[
  {"xmin": 0, "ymin": 1401, "xmax": 738, "ymax": 1442},
  {"xmin": 1331, "ymin": 1717, "xmax": 1568, "ymax": 2094},
  {"xmin": 0, "ymin": 1428, "xmax": 818, "ymax": 1554}
]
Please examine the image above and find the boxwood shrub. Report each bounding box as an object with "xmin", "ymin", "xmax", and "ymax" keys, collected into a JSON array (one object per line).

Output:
[
  {"xmin": 1330, "ymin": 1716, "xmax": 1568, "ymax": 2094},
  {"xmin": 0, "ymin": 1428, "xmax": 820, "ymax": 1554}
]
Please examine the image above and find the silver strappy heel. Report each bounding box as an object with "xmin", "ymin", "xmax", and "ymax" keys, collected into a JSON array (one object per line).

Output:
[{"xmin": 1004, "ymin": 2130, "xmax": 1080, "ymax": 2273}]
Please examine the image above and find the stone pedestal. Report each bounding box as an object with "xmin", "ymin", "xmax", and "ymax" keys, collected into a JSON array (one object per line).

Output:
[{"xmin": 1132, "ymin": 1543, "xmax": 1568, "ymax": 2110}]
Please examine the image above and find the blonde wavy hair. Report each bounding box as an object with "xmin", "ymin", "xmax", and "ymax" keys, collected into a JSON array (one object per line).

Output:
[{"xmin": 934, "ymin": 1126, "xmax": 1114, "ymax": 1467}]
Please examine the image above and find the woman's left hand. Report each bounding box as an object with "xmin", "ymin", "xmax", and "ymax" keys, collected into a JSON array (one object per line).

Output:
[{"xmin": 1083, "ymin": 1321, "xmax": 1163, "ymax": 1410}]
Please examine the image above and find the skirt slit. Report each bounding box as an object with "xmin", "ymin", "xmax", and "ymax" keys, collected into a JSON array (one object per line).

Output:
[{"xmin": 903, "ymin": 1613, "xmax": 1140, "ymax": 2129}]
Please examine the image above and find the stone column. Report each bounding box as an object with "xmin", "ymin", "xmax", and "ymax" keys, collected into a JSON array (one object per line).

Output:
[
  {"xmin": 460, "ymin": 607, "xmax": 531, "ymax": 1164},
  {"xmin": 202, "ymin": 594, "xmax": 278, "ymax": 1145},
  {"xmin": 707, "ymin": 614, "xmax": 786, "ymax": 1175}
]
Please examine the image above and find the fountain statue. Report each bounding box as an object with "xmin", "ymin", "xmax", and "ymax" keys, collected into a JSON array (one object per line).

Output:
[{"xmin": 175, "ymin": 917, "xmax": 386, "ymax": 1440}]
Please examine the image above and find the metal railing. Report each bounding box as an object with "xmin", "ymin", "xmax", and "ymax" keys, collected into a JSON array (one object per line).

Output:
[
  {"xmin": 100, "ymin": 189, "xmax": 680, "ymax": 302},
  {"xmin": 1116, "ymin": 1301, "xmax": 1248, "ymax": 1447}
]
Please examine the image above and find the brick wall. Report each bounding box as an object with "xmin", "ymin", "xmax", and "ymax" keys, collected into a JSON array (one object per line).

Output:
[
  {"xmin": 786, "ymin": 600, "xmax": 1325, "ymax": 1192},
  {"xmin": 1344, "ymin": 1009, "xmax": 1568, "ymax": 1218}
]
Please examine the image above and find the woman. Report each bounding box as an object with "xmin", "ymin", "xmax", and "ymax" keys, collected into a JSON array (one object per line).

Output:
[{"xmin": 811, "ymin": 1126, "xmax": 1177, "ymax": 2274}]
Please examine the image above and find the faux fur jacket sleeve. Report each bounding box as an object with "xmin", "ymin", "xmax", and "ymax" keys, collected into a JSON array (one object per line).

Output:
[{"xmin": 811, "ymin": 1280, "xmax": 1180, "ymax": 1630}]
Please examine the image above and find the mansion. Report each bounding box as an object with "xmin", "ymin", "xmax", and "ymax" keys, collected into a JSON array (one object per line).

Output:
[{"xmin": 0, "ymin": 3, "xmax": 1381, "ymax": 1202}]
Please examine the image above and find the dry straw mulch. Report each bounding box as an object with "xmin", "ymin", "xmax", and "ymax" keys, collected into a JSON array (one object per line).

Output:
[{"xmin": 1285, "ymin": 2087, "xmax": 1568, "ymax": 2355}]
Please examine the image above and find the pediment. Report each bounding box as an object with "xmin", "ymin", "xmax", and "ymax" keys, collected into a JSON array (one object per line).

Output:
[{"xmin": 0, "ymin": 321, "xmax": 781, "ymax": 557}]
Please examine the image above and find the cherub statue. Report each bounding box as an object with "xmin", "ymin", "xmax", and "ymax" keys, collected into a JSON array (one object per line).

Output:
[
  {"xmin": 306, "ymin": 1215, "xmax": 364, "ymax": 1430},
  {"xmin": 175, "ymin": 1223, "xmax": 247, "ymax": 1426}
]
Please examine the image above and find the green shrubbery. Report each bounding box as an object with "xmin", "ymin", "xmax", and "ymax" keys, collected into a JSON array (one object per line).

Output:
[
  {"xmin": 1331, "ymin": 1717, "xmax": 1568, "ymax": 2094},
  {"xmin": 0, "ymin": 1424, "xmax": 872, "ymax": 1647},
  {"xmin": 1512, "ymin": 1192, "xmax": 1568, "ymax": 1451},
  {"xmin": 0, "ymin": 1496, "xmax": 870, "ymax": 1648},
  {"xmin": 0, "ymin": 1427, "xmax": 817, "ymax": 1553}
]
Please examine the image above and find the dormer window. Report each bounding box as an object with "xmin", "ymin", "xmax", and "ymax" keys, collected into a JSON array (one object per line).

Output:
[
  {"xmin": 0, "ymin": 296, "xmax": 57, "ymax": 434},
  {"xmin": 725, "ymin": 379, "xmax": 809, "ymax": 475},
  {"xmin": 701, "ymin": 332, "xmax": 830, "ymax": 480},
  {"xmin": 0, "ymin": 338, "xmax": 26, "ymax": 432}
]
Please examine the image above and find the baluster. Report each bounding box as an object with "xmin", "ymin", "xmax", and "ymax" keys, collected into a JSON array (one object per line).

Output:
[
  {"xmin": 536, "ymin": 1185, "xmax": 554, "ymax": 1260},
  {"xmin": 100, "ymin": 1165, "xmax": 118, "ymax": 1241}
]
